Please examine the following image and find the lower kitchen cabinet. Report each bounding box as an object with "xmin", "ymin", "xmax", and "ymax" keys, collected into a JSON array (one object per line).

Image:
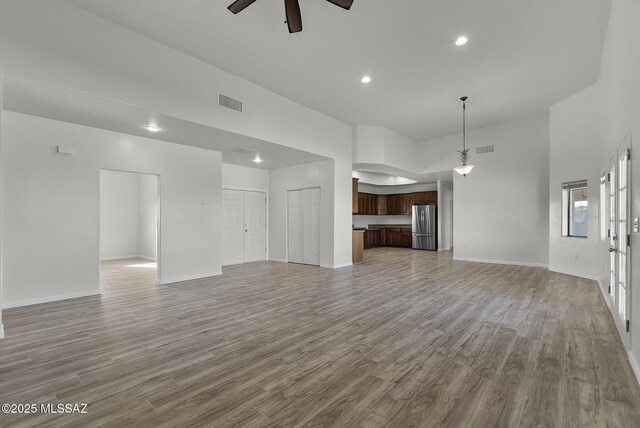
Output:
[{"xmin": 363, "ymin": 227, "xmax": 412, "ymax": 249}]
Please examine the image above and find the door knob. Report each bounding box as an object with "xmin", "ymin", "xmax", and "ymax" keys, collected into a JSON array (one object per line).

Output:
[{"xmin": 609, "ymin": 247, "xmax": 616, "ymax": 253}]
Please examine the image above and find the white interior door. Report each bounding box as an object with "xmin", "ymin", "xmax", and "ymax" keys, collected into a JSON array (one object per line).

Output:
[
  {"xmin": 303, "ymin": 188, "xmax": 320, "ymax": 266},
  {"xmin": 607, "ymin": 136, "xmax": 631, "ymax": 334},
  {"xmin": 244, "ymin": 191, "xmax": 267, "ymax": 263},
  {"xmin": 609, "ymin": 160, "xmax": 616, "ymax": 300},
  {"xmin": 222, "ymin": 189, "xmax": 245, "ymax": 266},
  {"xmin": 288, "ymin": 190, "xmax": 304, "ymax": 264},
  {"xmin": 616, "ymin": 141, "xmax": 631, "ymax": 327}
]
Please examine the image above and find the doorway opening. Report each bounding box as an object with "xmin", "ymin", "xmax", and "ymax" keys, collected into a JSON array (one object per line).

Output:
[{"xmin": 99, "ymin": 169, "xmax": 160, "ymax": 292}]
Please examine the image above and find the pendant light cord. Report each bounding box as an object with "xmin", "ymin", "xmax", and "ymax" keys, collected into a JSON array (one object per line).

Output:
[{"xmin": 462, "ymin": 98, "xmax": 466, "ymax": 153}]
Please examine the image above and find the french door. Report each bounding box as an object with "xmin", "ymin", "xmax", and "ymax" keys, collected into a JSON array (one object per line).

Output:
[
  {"xmin": 287, "ymin": 187, "xmax": 320, "ymax": 266},
  {"xmin": 608, "ymin": 135, "xmax": 631, "ymax": 333},
  {"xmin": 222, "ymin": 189, "xmax": 266, "ymax": 266}
]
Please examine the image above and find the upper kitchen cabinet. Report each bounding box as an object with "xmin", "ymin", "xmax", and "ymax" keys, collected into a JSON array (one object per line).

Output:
[
  {"xmin": 357, "ymin": 193, "xmax": 378, "ymax": 215},
  {"xmin": 352, "ymin": 178, "xmax": 359, "ymax": 214},
  {"xmin": 377, "ymin": 195, "xmax": 387, "ymax": 215},
  {"xmin": 387, "ymin": 194, "xmax": 413, "ymax": 215},
  {"xmin": 412, "ymin": 191, "xmax": 437, "ymax": 204}
]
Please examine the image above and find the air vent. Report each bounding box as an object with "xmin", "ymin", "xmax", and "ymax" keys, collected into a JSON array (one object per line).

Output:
[
  {"xmin": 476, "ymin": 145, "xmax": 495, "ymax": 155},
  {"xmin": 230, "ymin": 147, "xmax": 258, "ymax": 156},
  {"xmin": 219, "ymin": 93, "xmax": 243, "ymax": 112}
]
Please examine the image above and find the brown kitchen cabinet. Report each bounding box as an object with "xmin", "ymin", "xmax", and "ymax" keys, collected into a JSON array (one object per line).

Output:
[
  {"xmin": 412, "ymin": 191, "xmax": 437, "ymax": 205},
  {"xmin": 364, "ymin": 229, "xmax": 381, "ymax": 249},
  {"xmin": 387, "ymin": 194, "xmax": 414, "ymax": 215},
  {"xmin": 357, "ymin": 193, "xmax": 378, "ymax": 215},
  {"xmin": 363, "ymin": 226, "xmax": 412, "ymax": 249},
  {"xmin": 352, "ymin": 178, "xmax": 359, "ymax": 214},
  {"xmin": 377, "ymin": 195, "xmax": 387, "ymax": 215}
]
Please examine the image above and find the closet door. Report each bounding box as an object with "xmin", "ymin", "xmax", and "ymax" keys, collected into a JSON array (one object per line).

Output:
[
  {"xmin": 303, "ymin": 188, "xmax": 320, "ymax": 266},
  {"xmin": 244, "ymin": 191, "xmax": 267, "ymax": 263},
  {"xmin": 287, "ymin": 190, "xmax": 304, "ymax": 263},
  {"xmin": 222, "ymin": 190, "xmax": 245, "ymax": 266}
]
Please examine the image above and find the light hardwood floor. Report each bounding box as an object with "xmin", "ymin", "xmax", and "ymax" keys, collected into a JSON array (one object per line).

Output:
[{"xmin": 1, "ymin": 249, "xmax": 639, "ymax": 427}]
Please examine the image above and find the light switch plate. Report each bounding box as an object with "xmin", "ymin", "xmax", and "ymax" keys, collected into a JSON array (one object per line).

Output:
[{"xmin": 633, "ymin": 217, "xmax": 639, "ymax": 233}]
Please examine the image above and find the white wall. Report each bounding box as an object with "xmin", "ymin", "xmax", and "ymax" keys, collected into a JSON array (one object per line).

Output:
[
  {"xmin": 100, "ymin": 170, "xmax": 157, "ymax": 261},
  {"xmin": 0, "ymin": 75, "xmax": 3, "ymax": 336},
  {"xmin": 421, "ymin": 113, "xmax": 550, "ymax": 267},
  {"xmin": 354, "ymin": 126, "xmax": 420, "ymax": 173},
  {"xmin": 138, "ymin": 173, "xmax": 157, "ymax": 261},
  {"xmin": 600, "ymin": 0, "xmax": 640, "ymax": 377},
  {"xmin": 437, "ymin": 180, "xmax": 454, "ymax": 251},
  {"xmin": 222, "ymin": 163, "xmax": 269, "ymax": 192},
  {"xmin": 1, "ymin": 112, "xmax": 221, "ymax": 308},
  {"xmin": 358, "ymin": 183, "xmax": 438, "ymax": 195},
  {"xmin": 0, "ymin": 0, "xmax": 353, "ymax": 272},
  {"xmin": 100, "ymin": 170, "xmax": 142, "ymax": 260},
  {"xmin": 269, "ymin": 160, "xmax": 338, "ymax": 267},
  {"xmin": 549, "ymin": 86, "xmax": 601, "ymax": 279},
  {"xmin": 548, "ymin": 0, "xmax": 640, "ymax": 380}
]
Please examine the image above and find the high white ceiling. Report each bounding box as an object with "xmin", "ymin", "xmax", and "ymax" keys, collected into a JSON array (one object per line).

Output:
[{"xmin": 63, "ymin": 0, "xmax": 611, "ymax": 141}]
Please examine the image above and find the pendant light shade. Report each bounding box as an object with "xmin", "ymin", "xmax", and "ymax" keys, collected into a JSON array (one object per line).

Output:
[
  {"xmin": 454, "ymin": 96, "xmax": 474, "ymax": 177},
  {"xmin": 454, "ymin": 164, "xmax": 474, "ymax": 176}
]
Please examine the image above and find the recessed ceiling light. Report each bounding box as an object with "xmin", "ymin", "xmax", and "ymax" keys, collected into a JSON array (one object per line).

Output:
[
  {"xmin": 455, "ymin": 36, "xmax": 468, "ymax": 46},
  {"xmin": 254, "ymin": 154, "xmax": 263, "ymax": 163},
  {"xmin": 361, "ymin": 75, "xmax": 372, "ymax": 84},
  {"xmin": 144, "ymin": 124, "xmax": 161, "ymax": 132}
]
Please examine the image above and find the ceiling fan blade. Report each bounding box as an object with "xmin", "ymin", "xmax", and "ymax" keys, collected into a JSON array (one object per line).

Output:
[
  {"xmin": 285, "ymin": 0, "xmax": 302, "ymax": 33},
  {"xmin": 228, "ymin": 0, "xmax": 258, "ymax": 14},
  {"xmin": 325, "ymin": 0, "xmax": 354, "ymax": 10}
]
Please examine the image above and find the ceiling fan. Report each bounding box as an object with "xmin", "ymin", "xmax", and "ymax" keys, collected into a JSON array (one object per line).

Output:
[{"xmin": 227, "ymin": 0, "xmax": 355, "ymax": 33}]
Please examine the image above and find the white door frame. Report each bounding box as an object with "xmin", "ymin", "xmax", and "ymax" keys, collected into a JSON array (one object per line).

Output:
[
  {"xmin": 98, "ymin": 168, "xmax": 161, "ymax": 285},
  {"xmin": 605, "ymin": 132, "xmax": 632, "ymax": 345},
  {"xmin": 222, "ymin": 187, "xmax": 269, "ymax": 263},
  {"xmin": 286, "ymin": 186, "xmax": 321, "ymax": 266}
]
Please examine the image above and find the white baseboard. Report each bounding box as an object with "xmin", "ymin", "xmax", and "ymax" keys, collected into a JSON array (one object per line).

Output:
[
  {"xmin": 629, "ymin": 350, "xmax": 640, "ymax": 386},
  {"xmin": 100, "ymin": 255, "xmax": 157, "ymax": 261},
  {"xmin": 320, "ymin": 263, "xmax": 353, "ymax": 269},
  {"xmin": 453, "ymin": 256, "xmax": 548, "ymax": 268},
  {"xmin": 438, "ymin": 247, "xmax": 451, "ymax": 252},
  {"xmin": 269, "ymin": 258, "xmax": 288, "ymax": 263},
  {"xmin": 596, "ymin": 279, "xmax": 639, "ymax": 386},
  {"xmin": 549, "ymin": 267, "xmax": 598, "ymax": 281},
  {"xmin": 0, "ymin": 324, "xmax": 4, "ymax": 339},
  {"xmin": 160, "ymin": 271, "xmax": 223, "ymax": 285},
  {"xmin": 3, "ymin": 290, "xmax": 100, "ymax": 309}
]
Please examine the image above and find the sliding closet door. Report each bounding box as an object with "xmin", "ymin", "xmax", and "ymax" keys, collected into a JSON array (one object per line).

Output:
[
  {"xmin": 222, "ymin": 189, "xmax": 245, "ymax": 266},
  {"xmin": 288, "ymin": 188, "xmax": 320, "ymax": 266},
  {"xmin": 303, "ymin": 188, "xmax": 320, "ymax": 266},
  {"xmin": 244, "ymin": 191, "xmax": 267, "ymax": 263},
  {"xmin": 288, "ymin": 190, "xmax": 304, "ymax": 263}
]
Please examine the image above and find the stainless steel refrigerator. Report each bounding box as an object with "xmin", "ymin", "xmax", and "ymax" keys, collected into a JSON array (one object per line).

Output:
[{"xmin": 412, "ymin": 204, "xmax": 437, "ymax": 250}]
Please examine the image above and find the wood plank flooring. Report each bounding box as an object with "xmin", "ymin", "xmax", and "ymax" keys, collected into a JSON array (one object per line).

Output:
[{"xmin": 0, "ymin": 249, "xmax": 639, "ymax": 427}]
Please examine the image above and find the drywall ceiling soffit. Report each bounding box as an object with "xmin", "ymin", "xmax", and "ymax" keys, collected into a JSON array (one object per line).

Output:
[
  {"xmin": 2, "ymin": 74, "xmax": 328, "ymax": 170},
  {"xmin": 64, "ymin": 0, "xmax": 612, "ymax": 140},
  {"xmin": 353, "ymin": 163, "xmax": 453, "ymax": 185}
]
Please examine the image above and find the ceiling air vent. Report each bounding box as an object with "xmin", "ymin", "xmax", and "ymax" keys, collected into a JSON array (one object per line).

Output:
[
  {"xmin": 219, "ymin": 93, "xmax": 243, "ymax": 112},
  {"xmin": 476, "ymin": 145, "xmax": 495, "ymax": 155},
  {"xmin": 230, "ymin": 147, "xmax": 257, "ymax": 156}
]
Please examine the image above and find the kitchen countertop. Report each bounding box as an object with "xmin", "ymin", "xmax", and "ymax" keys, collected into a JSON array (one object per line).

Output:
[{"xmin": 365, "ymin": 224, "xmax": 412, "ymax": 230}]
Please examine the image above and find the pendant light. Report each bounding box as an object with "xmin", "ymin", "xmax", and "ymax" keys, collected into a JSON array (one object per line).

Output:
[{"xmin": 454, "ymin": 96, "xmax": 475, "ymax": 177}]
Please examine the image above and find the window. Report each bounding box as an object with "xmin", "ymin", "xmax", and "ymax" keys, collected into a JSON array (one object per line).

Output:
[{"xmin": 562, "ymin": 180, "xmax": 588, "ymax": 238}]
